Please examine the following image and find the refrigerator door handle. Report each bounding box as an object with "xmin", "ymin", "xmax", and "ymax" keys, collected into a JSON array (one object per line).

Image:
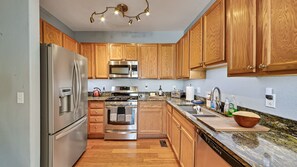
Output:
[
  {"xmin": 55, "ymin": 117, "xmax": 87, "ymax": 140},
  {"xmin": 72, "ymin": 62, "xmax": 77, "ymax": 113},
  {"xmin": 77, "ymin": 61, "xmax": 82, "ymax": 108},
  {"xmin": 74, "ymin": 61, "xmax": 80, "ymax": 113}
]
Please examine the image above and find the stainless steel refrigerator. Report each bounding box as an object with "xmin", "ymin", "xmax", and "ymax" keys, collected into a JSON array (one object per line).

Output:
[{"xmin": 40, "ymin": 44, "xmax": 88, "ymax": 167}]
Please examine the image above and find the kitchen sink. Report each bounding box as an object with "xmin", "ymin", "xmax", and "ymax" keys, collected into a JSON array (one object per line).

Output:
[{"xmin": 178, "ymin": 105, "xmax": 219, "ymax": 118}]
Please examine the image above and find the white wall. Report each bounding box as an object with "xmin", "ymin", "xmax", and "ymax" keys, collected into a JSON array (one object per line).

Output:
[
  {"xmin": 0, "ymin": 0, "xmax": 40, "ymax": 166},
  {"xmin": 88, "ymin": 79, "xmax": 184, "ymax": 92},
  {"xmin": 184, "ymin": 67, "xmax": 297, "ymax": 121},
  {"xmin": 75, "ymin": 31, "xmax": 184, "ymax": 43}
]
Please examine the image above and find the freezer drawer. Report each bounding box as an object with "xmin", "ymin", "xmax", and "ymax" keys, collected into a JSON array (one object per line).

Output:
[{"xmin": 49, "ymin": 116, "xmax": 87, "ymax": 167}]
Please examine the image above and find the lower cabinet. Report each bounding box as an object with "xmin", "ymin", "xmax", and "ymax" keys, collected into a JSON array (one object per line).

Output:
[
  {"xmin": 138, "ymin": 101, "xmax": 166, "ymax": 138},
  {"xmin": 166, "ymin": 104, "xmax": 173, "ymax": 142},
  {"xmin": 170, "ymin": 107, "xmax": 196, "ymax": 167},
  {"xmin": 88, "ymin": 101, "xmax": 105, "ymax": 138}
]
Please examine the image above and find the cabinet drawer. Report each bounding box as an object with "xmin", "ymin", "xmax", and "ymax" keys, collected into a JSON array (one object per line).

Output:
[
  {"xmin": 89, "ymin": 101, "xmax": 104, "ymax": 109},
  {"xmin": 139, "ymin": 101, "xmax": 164, "ymax": 108},
  {"xmin": 89, "ymin": 116, "xmax": 103, "ymax": 123},
  {"xmin": 89, "ymin": 109, "xmax": 104, "ymax": 116},
  {"xmin": 89, "ymin": 123, "xmax": 103, "ymax": 134}
]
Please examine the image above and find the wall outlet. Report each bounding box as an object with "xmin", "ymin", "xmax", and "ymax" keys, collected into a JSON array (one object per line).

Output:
[
  {"xmin": 173, "ymin": 85, "xmax": 176, "ymax": 90},
  {"xmin": 17, "ymin": 92, "xmax": 24, "ymax": 104},
  {"xmin": 196, "ymin": 87, "xmax": 201, "ymax": 94},
  {"xmin": 266, "ymin": 94, "xmax": 276, "ymax": 108},
  {"xmin": 102, "ymin": 85, "xmax": 106, "ymax": 91},
  {"xmin": 145, "ymin": 84, "xmax": 148, "ymax": 90}
]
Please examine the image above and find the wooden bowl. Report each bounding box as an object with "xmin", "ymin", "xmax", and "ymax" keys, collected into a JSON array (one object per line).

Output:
[{"xmin": 233, "ymin": 111, "xmax": 260, "ymax": 128}]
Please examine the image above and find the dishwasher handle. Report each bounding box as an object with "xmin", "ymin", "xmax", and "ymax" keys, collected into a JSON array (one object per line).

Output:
[{"xmin": 199, "ymin": 131, "xmax": 245, "ymax": 167}]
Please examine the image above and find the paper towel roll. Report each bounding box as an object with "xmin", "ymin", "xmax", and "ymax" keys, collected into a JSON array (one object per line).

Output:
[{"xmin": 186, "ymin": 86, "xmax": 194, "ymax": 101}]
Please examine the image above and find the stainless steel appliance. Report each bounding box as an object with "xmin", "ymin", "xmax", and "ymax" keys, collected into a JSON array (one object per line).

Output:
[
  {"xmin": 104, "ymin": 86, "xmax": 138, "ymax": 140},
  {"xmin": 195, "ymin": 130, "xmax": 244, "ymax": 167},
  {"xmin": 171, "ymin": 89, "xmax": 186, "ymax": 98},
  {"xmin": 40, "ymin": 44, "xmax": 88, "ymax": 167},
  {"xmin": 109, "ymin": 61, "xmax": 138, "ymax": 78}
]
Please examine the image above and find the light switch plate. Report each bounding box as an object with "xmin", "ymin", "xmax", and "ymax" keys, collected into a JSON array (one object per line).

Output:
[
  {"xmin": 17, "ymin": 92, "xmax": 24, "ymax": 104},
  {"xmin": 266, "ymin": 94, "xmax": 276, "ymax": 108},
  {"xmin": 196, "ymin": 87, "xmax": 201, "ymax": 94}
]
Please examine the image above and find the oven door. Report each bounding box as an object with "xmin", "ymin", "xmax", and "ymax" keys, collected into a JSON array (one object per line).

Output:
[{"xmin": 105, "ymin": 106, "xmax": 137, "ymax": 130}]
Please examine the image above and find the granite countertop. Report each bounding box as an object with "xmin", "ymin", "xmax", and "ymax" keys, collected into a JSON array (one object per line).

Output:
[{"xmin": 166, "ymin": 98, "xmax": 297, "ymax": 167}]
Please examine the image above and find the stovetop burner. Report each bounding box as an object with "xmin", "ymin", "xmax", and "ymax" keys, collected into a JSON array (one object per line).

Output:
[{"xmin": 105, "ymin": 96, "xmax": 138, "ymax": 102}]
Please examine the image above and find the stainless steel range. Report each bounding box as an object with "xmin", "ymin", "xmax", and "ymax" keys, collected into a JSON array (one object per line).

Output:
[{"xmin": 104, "ymin": 86, "xmax": 138, "ymax": 140}]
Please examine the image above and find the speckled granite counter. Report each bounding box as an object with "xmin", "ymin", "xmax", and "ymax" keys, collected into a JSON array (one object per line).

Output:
[
  {"xmin": 166, "ymin": 98, "xmax": 297, "ymax": 167},
  {"xmin": 88, "ymin": 96, "xmax": 109, "ymax": 101}
]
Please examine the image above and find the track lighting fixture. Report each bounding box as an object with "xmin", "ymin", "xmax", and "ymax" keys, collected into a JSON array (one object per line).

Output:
[{"xmin": 90, "ymin": 0, "xmax": 150, "ymax": 25}]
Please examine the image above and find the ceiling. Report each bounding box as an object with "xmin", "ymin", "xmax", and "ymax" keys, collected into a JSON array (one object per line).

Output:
[{"xmin": 40, "ymin": 0, "xmax": 211, "ymax": 32}]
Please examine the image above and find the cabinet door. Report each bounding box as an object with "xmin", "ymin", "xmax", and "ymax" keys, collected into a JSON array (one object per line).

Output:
[
  {"xmin": 43, "ymin": 21, "xmax": 63, "ymax": 46},
  {"xmin": 167, "ymin": 108, "xmax": 172, "ymax": 142},
  {"xmin": 203, "ymin": 0, "xmax": 226, "ymax": 66},
  {"xmin": 227, "ymin": 0, "xmax": 256, "ymax": 75},
  {"xmin": 171, "ymin": 116, "xmax": 181, "ymax": 160},
  {"xmin": 123, "ymin": 44, "xmax": 138, "ymax": 60},
  {"xmin": 80, "ymin": 43, "xmax": 94, "ymax": 79},
  {"xmin": 138, "ymin": 108, "xmax": 163, "ymax": 134},
  {"xmin": 258, "ymin": 0, "xmax": 297, "ymax": 72},
  {"xmin": 190, "ymin": 19, "xmax": 203, "ymax": 69},
  {"xmin": 180, "ymin": 127, "xmax": 195, "ymax": 167},
  {"xmin": 176, "ymin": 39, "xmax": 183, "ymax": 79},
  {"xmin": 40, "ymin": 19, "xmax": 43, "ymax": 43},
  {"xmin": 109, "ymin": 44, "xmax": 123, "ymax": 60},
  {"xmin": 182, "ymin": 32, "xmax": 190, "ymax": 78},
  {"xmin": 62, "ymin": 34, "xmax": 78, "ymax": 53},
  {"xmin": 158, "ymin": 44, "xmax": 176, "ymax": 79},
  {"xmin": 94, "ymin": 44, "xmax": 109, "ymax": 79},
  {"xmin": 138, "ymin": 44, "xmax": 158, "ymax": 79}
]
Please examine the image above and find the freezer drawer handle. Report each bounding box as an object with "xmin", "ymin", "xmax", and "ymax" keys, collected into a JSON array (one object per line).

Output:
[{"xmin": 55, "ymin": 117, "xmax": 87, "ymax": 140}]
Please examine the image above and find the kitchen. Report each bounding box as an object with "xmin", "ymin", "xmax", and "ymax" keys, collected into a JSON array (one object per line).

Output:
[{"xmin": 1, "ymin": 0, "xmax": 297, "ymax": 167}]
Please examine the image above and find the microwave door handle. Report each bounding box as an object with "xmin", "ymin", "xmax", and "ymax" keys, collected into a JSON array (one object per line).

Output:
[{"xmin": 129, "ymin": 65, "xmax": 132, "ymax": 77}]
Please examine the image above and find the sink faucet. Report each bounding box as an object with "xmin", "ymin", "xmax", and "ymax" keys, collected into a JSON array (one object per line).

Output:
[{"xmin": 210, "ymin": 87, "xmax": 221, "ymax": 112}]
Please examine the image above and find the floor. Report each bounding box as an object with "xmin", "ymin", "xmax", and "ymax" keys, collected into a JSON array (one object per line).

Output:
[{"xmin": 74, "ymin": 139, "xmax": 180, "ymax": 167}]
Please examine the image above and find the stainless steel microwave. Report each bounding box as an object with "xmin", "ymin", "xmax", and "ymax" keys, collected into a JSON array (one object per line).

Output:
[{"xmin": 109, "ymin": 61, "xmax": 138, "ymax": 78}]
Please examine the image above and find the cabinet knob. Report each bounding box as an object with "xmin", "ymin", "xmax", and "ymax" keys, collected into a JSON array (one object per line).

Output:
[
  {"xmin": 200, "ymin": 63, "xmax": 203, "ymax": 66},
  {"xmin": 94, "ymin": 127, "xmax": 97, "ymax": 129},
  {"xmin": 259, "ymin": 64, "xmax": 267, "ymax": 69},
  {"xmin": 247, "ymin": 65, "xmax": 255, "ymax": 70}
]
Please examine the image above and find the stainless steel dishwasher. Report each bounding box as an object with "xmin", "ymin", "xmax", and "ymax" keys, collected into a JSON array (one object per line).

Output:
[{"xmin": 195, "ymin": 130, "xmax": 244, "ymax": 167}]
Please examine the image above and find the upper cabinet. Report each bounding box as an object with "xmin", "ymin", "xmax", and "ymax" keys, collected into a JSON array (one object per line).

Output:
[
  {"xmin": 257, "ymin": 0, "xmax": 297, "ymax": 73},
  {"xmin": 189, "ymin": 18, "xmax": 203, "ymax": 69},
  {"xmin": 182, "ymin": 32, "xmax": 190, "ymax": 78},
  {"xmin": 94, "ymin": 44, "xmax": 109, "ymax": 79},
  {"xmin": 176, "ymin": 38, "xmax": 183, "ymax": 79},
  {"xmin": 203, "ymin": 0, "xmax": 226, "ymax": 66},
  {"xmin": 226, "ymin": 0, "xmax": 256, "ymax": 75},
  {"xmin": 109, "ymin": 43, "xmax": 138, "ymax": 61},
  {"xmin": 138, "ymin": 44, "xmax": 158, "ymax": 79},
  {"xmin": 123, "ymin": 44, "xmax": 138, "ymax": 60},
  {"xmin": 43, "ymin": 21, "xmax": 63, "ymax": 46},
  {"xmin": 80, "ymin": 43, "xmax": 94, "ymax": 79},
  {"xmin": 62, "ymin": 34, "xmax": 78, "ymax": 53},
  {"xmin": 158, "ymin": 44, "xmax": 176, "ymax": 79}
]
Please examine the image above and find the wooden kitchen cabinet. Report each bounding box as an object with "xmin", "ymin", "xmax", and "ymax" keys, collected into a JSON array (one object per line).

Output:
[
  {"xmin": 180, "ymin": 127, "xmax": 195, "ymax": 167},
  {"xmin": 109, "ymin": 43, "xmax": 138, "ymax": 60},
  {"xmin": 166, "ymin": 104, "xmax": 173, "ymax": 142},
  {"xmin": 43, "ymin": 21, "xmax": 63, "ymax": 46},
  {"xmin": 203, "ymin": 0, "xmax": 226, "ymax": 66},
  {"xmin": 80, "ymin": 43, "xmax": 94, "ymax": 79},
  {"xmin": 109, "ymin": 44, "xmax": 123, "ymax": 60},
  {"xmin": 182, "ymin": 32, "xmax": 190, "ymax": 78},
  {"xmin": 94, "ymin": 43, "xmax": 109, "ymax": 79},
  {"xmin": 138, "ymin": 101, "xmax": 166, "ymax": 138},
  {"xmin": 171, "ymin": 116, "xmax": 181, "ymax": 160},
  {"xmin": 88, "ymin": 101, "xmax": 105, "ymax": 138},
  {"xmin": 158, "ymin": 44, "xmax": 176, "ymax": 79},
  {"xmin": 190, "ymin": 18, "xmax": 203, "ymax": 69},
  {"xmin": 176, "ymin": 38, "xmax": 183, "ymax": 79},
  {"xmin": 257, "ymin": 0, "xmax": 297, "ymax": 73},
  {"xmin": 123, "ymin": 44, "xmax": 138, "ymax": 60},
  {"xmin": 62, "ymin": 33, "xmax": 78, "ymax": 53},
  {"xmin": 138, "ymin": 44, "xmax": 158, "ymax": 79},
  {"xmin": 226, "ymin": 0, "xmax": 256, "ymax": 75}
]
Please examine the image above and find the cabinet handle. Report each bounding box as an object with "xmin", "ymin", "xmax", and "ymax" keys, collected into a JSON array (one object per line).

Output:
[
  {"xmin": 94, "ymin": 127, "xmax": 97, "ymax": 129},
  {"xmin": 247, "ymin": 65, "xmax": 255, "ymax": 70},
  {"xmin": 259, "ymin": 64, "xmax": 267, "ymax": 69},
  {"xmin": 200, "ymin": 63, "xmax": 203, "ymax": 66}
]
